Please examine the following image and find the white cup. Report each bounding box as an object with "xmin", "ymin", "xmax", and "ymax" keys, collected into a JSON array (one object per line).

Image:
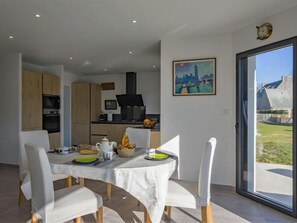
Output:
[
  {"xmin": 58, "ymin": 146, "xmax": 69, "ymax": 155},
  {"xmin": 146, "ymin": 148, "xmax": 155, "ymax": 156},
  {"xmin": 103, "ymin": 151, "xmax": 116, "ymax": 161}
]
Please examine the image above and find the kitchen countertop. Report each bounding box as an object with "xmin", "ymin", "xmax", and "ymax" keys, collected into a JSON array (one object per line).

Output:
[
  {"xmin": 91, "ymin": 121, "xmax": 160, "ymax": 131},
  {"xmin": 92, "ymin": 120, "xmax": 143, "ymax": 125}
]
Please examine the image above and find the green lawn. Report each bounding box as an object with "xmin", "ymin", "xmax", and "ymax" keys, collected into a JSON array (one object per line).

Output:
[{"xmin": 256, "ymin": 123, "xmax": 292, "ymax": 165}]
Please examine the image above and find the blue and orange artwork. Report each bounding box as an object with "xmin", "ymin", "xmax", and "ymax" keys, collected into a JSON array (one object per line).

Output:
[{"xmin": 173, "ymin": 58, "xmax": 216, "ymax": 95}]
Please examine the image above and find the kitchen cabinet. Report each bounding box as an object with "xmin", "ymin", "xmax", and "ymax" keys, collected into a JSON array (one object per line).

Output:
[
  {"xmin": 90, "ymin": 123, "xmax": 116, "ymax": 143},
  {"xmin": 150, "ymin": 131, "xmax": 160, "ymax": 148},
  {"xmin": 91, "ymin": 123, "xmax": 159, "ymax": 146},
  {"xmin": 90, "ymin": 83, "xmax": 101, "ymax": 121},
  {"xmin": 91, "ymin": 123, "xmax": 160, "ymax": 147},
  {"xmin": 48, "ymin": 132, "xmax": 60, "ymax": 149},
  {"xmin": 72, "ymin": 123, "xmax": 90, "ymax": 145},
  {"xmin": 42, "ymin": 73, "xmax": 60, "ymax": 95},
  {"xmin": 72, "ymin": 83, "xmax": 90, "ymax": 124},
  {"xmin": 71, "ymin": 82, "xmax": 101, "ymax": 145},
  {"xmin": 22, "ymin": 70, "xmax": 42, "ymax": 131}
]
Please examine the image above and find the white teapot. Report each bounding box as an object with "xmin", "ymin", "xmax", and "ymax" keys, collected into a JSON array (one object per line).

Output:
[{"xmin": 96, "ymin": 137, "xmax": 116, "ymax": 152}]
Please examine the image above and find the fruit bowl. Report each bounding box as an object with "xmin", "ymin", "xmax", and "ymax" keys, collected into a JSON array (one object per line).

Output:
[{"xmin": 143, "ymin": 119, "xmax": 156, "ymax": 129}]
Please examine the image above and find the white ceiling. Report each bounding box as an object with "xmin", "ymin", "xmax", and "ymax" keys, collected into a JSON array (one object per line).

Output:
[{"xmin": 1, "ymin": 0, "xmax": 297, "ymax": 75}]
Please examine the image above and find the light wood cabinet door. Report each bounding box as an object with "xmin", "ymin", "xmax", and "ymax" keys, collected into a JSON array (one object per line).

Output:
[
  {"xmin": 107, "ymin": 125, "xmax": 117, "ymax": 142},
  {"xmin": 150, "ymin": 131, "xmax": 160, "ymax": 148},
  {"xmin": 90, "ymin": 83, "xmax": 101, "ymax": 122},
  {"xmin": 72, "ymin": 123, "xmax": 90, "ymax": 145},
  {"xmin": 43, "ymin": 73, "xmax": 60, "ymax": 95},
  {"xmin": 91, "ymin": 124, "xmax": 146, "ymax": 145},
  {"xmin": 72, "ymin": 83, "xmax": 90, "ymax": 124},
  {"xmin": 91, "ymin": 135, "xmax": 107, "ymax": 145},
  {"xmin": 22, "ymin": 70, "xmax": 42, "ymax": 130},
  {"xmin": 91, "ymin": 124, "xmax": 109, "ymax": 135},
  {"xmin": 48, "ymin": 132, "xmax": 61, "ymax": 149}
]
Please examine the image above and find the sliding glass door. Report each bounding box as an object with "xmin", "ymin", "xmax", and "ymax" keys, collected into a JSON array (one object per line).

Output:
[{"xmin": 236, "ymin": 37, "xmax": 297, "ymax": 216}]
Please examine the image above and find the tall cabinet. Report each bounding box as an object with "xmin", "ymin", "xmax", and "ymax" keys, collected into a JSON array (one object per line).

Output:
[
  {"xmin": 22, "ymin": 70, "xmax": 61, "ymax": 149},
  {"xmin": 22, "ymin": 70, "xmax": 42, "ymax": 131},
  {"xmin": 43, "ymin": 73, "xmax": 60, "ymax": 95},
  {"xmin": 71, "ymin": 83, "xmax": 101, "ymax": 145}
]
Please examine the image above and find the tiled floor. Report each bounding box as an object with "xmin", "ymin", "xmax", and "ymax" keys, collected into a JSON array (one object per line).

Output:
[{"xmin": 0, "ymin": 164, "xmax": 296, "ymax": 223}]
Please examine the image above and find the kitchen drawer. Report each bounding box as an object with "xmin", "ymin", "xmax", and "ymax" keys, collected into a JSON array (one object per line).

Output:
[{"xmin": 91, "ymin": 124, "xmax": 109, "ymax": 134}]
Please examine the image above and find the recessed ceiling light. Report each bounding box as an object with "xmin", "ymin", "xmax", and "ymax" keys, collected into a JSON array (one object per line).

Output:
[
  {"xmin": 129, "ymin": 51, "xmax": 133, "ymax": 54},
  {"xmin": 9, "ymin": 35, "xmax": 13, "ymax": 39},
  {"xmin": 83, "ymin": 60, "xmax": 91, "ymax": 66},
  {"xmin": 132, "ymin": 20, "xmax": 137, "ymax": 24},
  {"xmin": 35, "ymin": 14, "xmax": 41, "ymax": 18},
  {"xmin": 69, "ymin": 57, "xmax": 73, "ymax": 60},
  {"xmin": 153, "ymin": 65, "xmax": 156, "ymax": 68},
  {"xmin": 104, "ymin": 69, "xmax": 108, "ymax": 72}
]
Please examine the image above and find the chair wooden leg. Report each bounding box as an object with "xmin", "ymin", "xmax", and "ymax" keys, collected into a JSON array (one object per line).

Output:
[
  {"xmin": 165, "ymin": 206, "xmax": 171, "ymax": 219},
  {"xmin": 201, "ymin": 203, "xmax": 213, "ymax": 223},
  {"xmin": 106, "ymin": 183, "xmax": 112, "ymax": 200},
  {"xmin": 18, "ymin": 180, "xmax": 23, "ymax": 206},
  {"xmin": 31, "ymin": 214, "xmax": 39, "ymax": 223},
  {"xmin": 144, "ymin": 208, "xmax": 152, "ymax": 223},
  {"xmin": 74, "ymin": 217, "xmax": 81, "ymax": 223},
  {"xmin": 66, "ymin": 176, "xmax": 72, "ymax": 187},
  {"xmin": 96, "ymin": 206, "xmax": 103, "ymax": 223},
  {"xmin": 79, "ymin": 177, "xmax": 84, "ymax": 186}
]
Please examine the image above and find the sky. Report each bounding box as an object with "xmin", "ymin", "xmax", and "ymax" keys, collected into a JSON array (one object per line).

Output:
[{"xmin": 255, "ymin": 45, "xmax": 293, "ymax": 85}]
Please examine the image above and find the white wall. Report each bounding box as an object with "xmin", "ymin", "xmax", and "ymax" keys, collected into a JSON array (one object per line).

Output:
[
  {"xmin": 63, "ymin": 71, "xmax": 79, "ymax": 145},
  {"xmin": 161, "ymin": 34, "xmax": 235, "ymax": 186},
  {"xmin": 0, "ymin": 52, "xmax": 21, "ymax": 165},
  {"xmin": 79, "ymin": 72, "xmax": 160, "ymax": 116},
  {"xmin": 160, "ymin": 4, "xmax": 297, "ymax": 187},
  {"xmin": 233, "ymin": 5, "xmax": 297, "ymax": 54},
  {"xmin": 64, "ymin": 71, "xmax": 79, "ymax": 86},
  {"xmin": 137, "ymin": 72, "xmax": 160, "ymax": 114}
]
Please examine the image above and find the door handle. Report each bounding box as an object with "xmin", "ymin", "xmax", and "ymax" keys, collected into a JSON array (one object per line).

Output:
[{"xmin": 235, "ymin": 123, "xmax": 239, "ymax": 135}]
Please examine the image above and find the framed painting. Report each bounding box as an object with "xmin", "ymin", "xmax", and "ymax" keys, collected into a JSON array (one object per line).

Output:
[
  {"xmin": 105, "ymin": 100, "xmax": 117, "ymax": 110},
  {"xmin": 172, "ymin": 58, "xmax": 216, "ymax": 96}
]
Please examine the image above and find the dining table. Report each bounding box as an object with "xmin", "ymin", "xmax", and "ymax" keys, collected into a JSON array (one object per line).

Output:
[{"xmin": 47, "ymin": 148, "xmax": 177, "ymax": 223}]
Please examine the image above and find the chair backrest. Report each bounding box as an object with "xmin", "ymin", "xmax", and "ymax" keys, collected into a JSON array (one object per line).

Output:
[
  {"xmin": 125, "ymin": 127, "xmax": 151, "ymax": 149},
  {"xmin": 25, "ymin": 143, "xmax": 54, "ymax": 217},
  {"xmin": 19, "ymin": 130, "xmax": 50, "ymax": 179},
  {"xmin": 198, "ymin": 137, "xmax": 217, "ymax": 202}
]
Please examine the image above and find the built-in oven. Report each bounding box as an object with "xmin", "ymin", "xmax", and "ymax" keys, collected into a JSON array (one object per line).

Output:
[
  {"xmin": 43, "ymin": 95, "xmax": 60, "ymax": 133},
  {"xmin": 43, "ymin": 109, "xmax": 60, "ymax": 133}
]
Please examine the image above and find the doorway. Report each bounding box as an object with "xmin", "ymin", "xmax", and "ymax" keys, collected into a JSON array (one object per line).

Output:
[{"xmin": 236, "ymin": 37, "xmax": 297, "ymax": 216}]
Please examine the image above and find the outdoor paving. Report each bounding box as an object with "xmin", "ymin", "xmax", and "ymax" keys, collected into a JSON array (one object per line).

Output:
[{"xmin": 256, "ymin": 162, "xmax": 293, "ymax": 208}]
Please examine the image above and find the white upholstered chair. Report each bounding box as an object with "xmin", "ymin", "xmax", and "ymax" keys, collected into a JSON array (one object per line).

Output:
[
  {"xmin": 126, "ymin": 127, "xmax": 151, "ymax": 149},
  {"xmin": 18, "ymin": 130, "xmax": 71, "ymax": 205},
  {"xmin": 164, "ymin": 137, "xmax": 217, "ymax": 223},
  {"xmin": 106, "ymin": 127, "xmax": 151, "ymax": 200},
  {"xmin": 25, "ymin": 143, "xmax": 103, "ymax": 223}
]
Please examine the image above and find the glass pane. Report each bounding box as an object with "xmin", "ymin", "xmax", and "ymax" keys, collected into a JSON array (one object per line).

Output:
[{"xmin": 247, "ymin": 45, "xmax": 293, "ymax": 208}]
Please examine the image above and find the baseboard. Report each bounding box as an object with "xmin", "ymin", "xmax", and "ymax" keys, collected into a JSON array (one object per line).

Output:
[
  {"xmin": 211, "ymin": 183, "xmax": 236, "ymax": 192},
  {"xmin": 0, "ymin": 163, "xmax": 19, "ymax": 169}
]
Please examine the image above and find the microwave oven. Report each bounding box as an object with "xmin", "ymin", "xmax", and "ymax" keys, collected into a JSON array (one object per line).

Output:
[{"xmin": 43, "ymin": 95, "xmax": 60, "ymax": 109}]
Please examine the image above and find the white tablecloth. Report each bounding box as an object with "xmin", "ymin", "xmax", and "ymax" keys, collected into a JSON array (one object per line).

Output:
[{"xmin": 48, "ymin": 149, "xmax": 177, "ymax": 223}]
